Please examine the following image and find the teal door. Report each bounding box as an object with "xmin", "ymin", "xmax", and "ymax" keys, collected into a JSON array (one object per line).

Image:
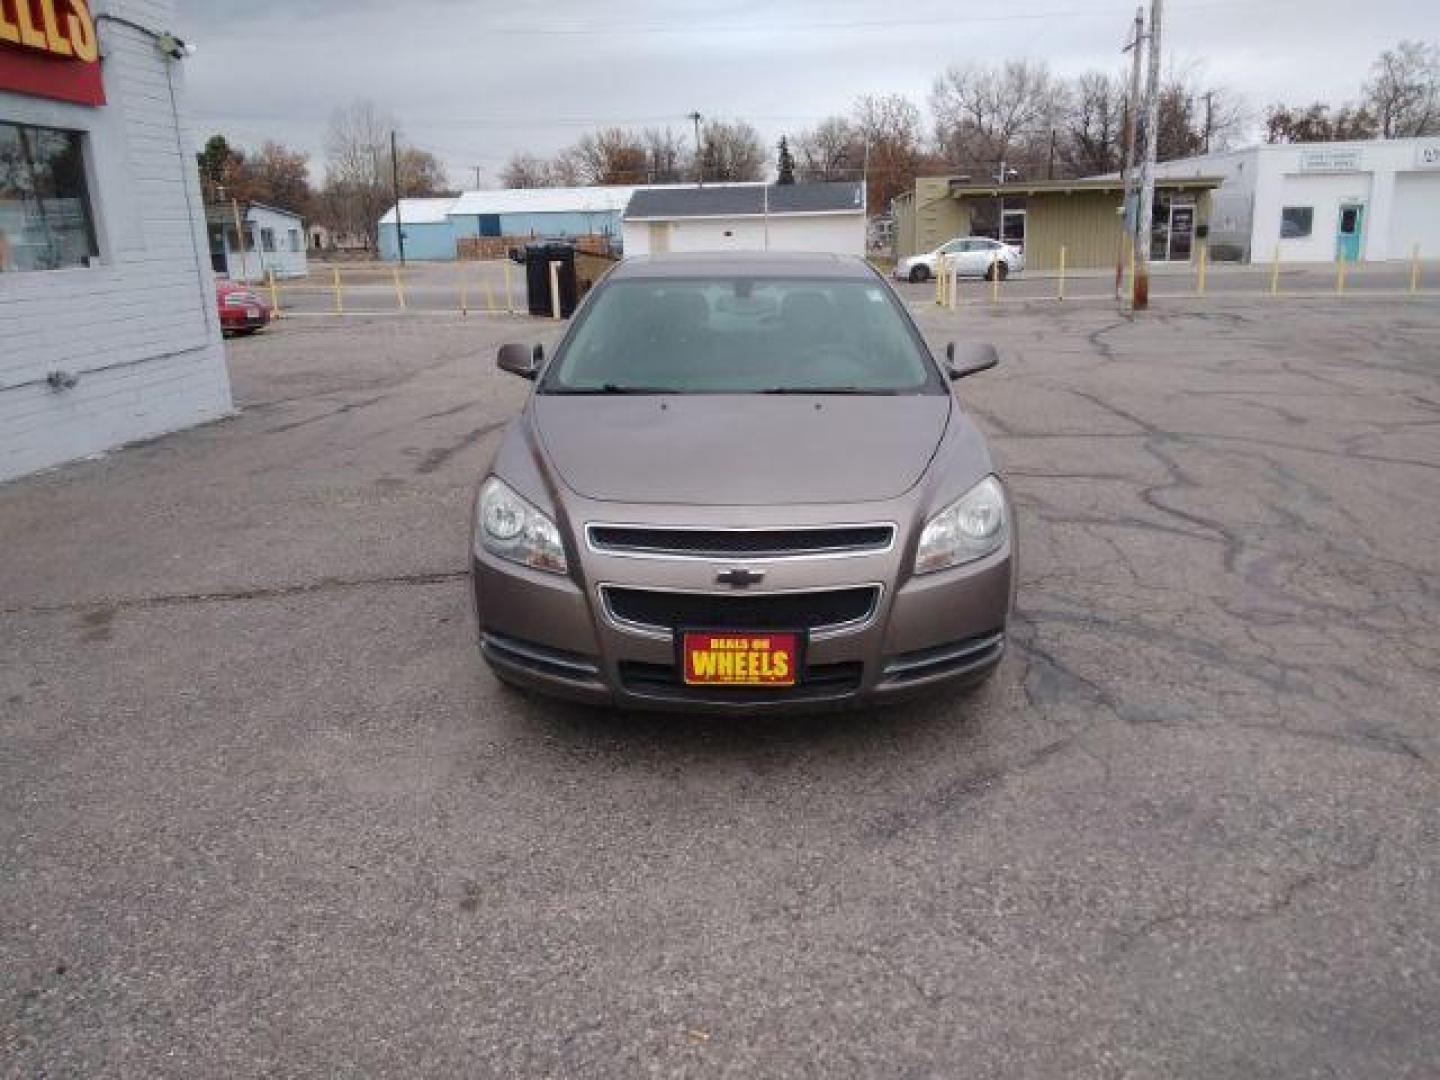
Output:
[{"xmin": 1336, "ymin": 204, "xmax": 1364, "ymax": 262}]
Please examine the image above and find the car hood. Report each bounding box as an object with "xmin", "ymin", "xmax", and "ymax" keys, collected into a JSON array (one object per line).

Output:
[{"xmin": 533, "ymin": 394, "xmax": 952, "ymax": 505}]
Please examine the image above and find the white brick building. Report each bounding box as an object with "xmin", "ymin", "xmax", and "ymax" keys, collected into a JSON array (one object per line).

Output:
[{"xmin": 0, "ymin": 0, "xmax": 232, "ymax": 484}]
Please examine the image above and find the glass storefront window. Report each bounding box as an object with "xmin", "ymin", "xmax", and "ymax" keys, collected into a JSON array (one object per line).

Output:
[{"xmin": 0, "ymin": 122, "xmax": 98, "ymax": 272}]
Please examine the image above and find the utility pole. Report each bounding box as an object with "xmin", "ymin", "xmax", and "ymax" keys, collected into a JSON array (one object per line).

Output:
[
  {"xmin": 390, "ymin": 130, "xmax": 406, "ymax": 267},
  {"xmin": 1133, "ymin": 0, "xmax": 1163, "ymax": 310},
  {"xmin": 472, "ymin": 165, "xmax": 482, "ymax": 190},
  {"xmin": 688, "ymin": 111, "xmax": 704, "ymax": 185},
  {"xmin": 1116, "ymin": 5, "xmax": 1145, "ymax": 299},
  {"xmin": 1202, "ymin": 90, "xmax": 1215, "ymax": 153},
  {"xmin": 1047, "ymin": 129, "xmax": 1057, "ymax": 180}
]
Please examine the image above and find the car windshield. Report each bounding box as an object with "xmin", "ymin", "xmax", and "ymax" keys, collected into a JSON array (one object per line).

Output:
[{"xmin": 540, "ymin": 277, "xmax": 943, "ymax": 395}]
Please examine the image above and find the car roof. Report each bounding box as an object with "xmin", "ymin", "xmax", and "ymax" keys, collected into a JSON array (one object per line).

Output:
[{"xmin": 609, "ymin": 252, "xmax": 875, "ymax": 280}]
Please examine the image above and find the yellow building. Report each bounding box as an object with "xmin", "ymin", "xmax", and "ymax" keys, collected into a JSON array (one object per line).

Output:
[{"xmin": 891, "ymin": 175, "xmax": 1223, "ymax": 272}]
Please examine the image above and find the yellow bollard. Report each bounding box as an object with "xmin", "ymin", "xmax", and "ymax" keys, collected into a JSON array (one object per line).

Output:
[
  {"xmin": 990, "ymin": 260, "xmax": 1000, "ymax": 304},
  {"xmin": 1410, "ymin": 243, "xmax": 1420, "ymax": 295},
  {"xmin": 332, "ymin": 267, "xmax": 343, "ymax": 315},
  {"xmin": 267, "ymin": 270, "xmax": 281, "ymax": 318},
  {"xmin": 1196, "ymin": 243, "xmax": 1207, "ymax": 296},
  {"xmin": 549, "ymin": 260, "xmax": 562, "ymax": 320},
  {"xmin": 1270, "ymin": 248, "xmax": 1281, "ymax": 296},
  {"xmin": 459, "ymin": 265, "xmax": 468, "ymax": 316},
  {"xmin": 483, "ymin": 275, "xmax": 497, "ymax": 314},
  {"xmin": 935, "ymin": 255, "xmax": 945, "ymax": 306},
  {"xmin": 1336, "ymin": 256, "xmax": 1346, "ymax": 296},
  {"xmin": 393, "ymin": 265, "xmax": 406, "ymax": 310},
  {"xmin": 1058, "ymin": 245, "xmax": 1067, "ymax": 301},
  {"xmin": 503, "ymin": 260, "xmax": 514, "ymax": 314},
  {"xmin": 948, "ymin": 260, "xmax": 957, "ymax": 311}
]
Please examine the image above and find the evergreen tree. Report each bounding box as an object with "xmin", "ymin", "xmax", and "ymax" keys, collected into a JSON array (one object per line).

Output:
[{"xmin": 776, "ymin": 136, "xmax": 797, "ymax": 185}]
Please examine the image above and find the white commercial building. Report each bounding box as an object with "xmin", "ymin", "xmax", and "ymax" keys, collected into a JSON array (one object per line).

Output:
[
  {"xmin": 205, "ymin": 201, "xmax": 308, "ymax": 282},
  {"xmin": 1, "ymin": 1, "xmax": 231, "ymax": 483},
  {"xmin": 623, "ymin": 182, "xmax": 867, "ymax": 257},
  {"xmin": 1156, "ymin": 138, "xmax": 1440, "ymax": 264}
]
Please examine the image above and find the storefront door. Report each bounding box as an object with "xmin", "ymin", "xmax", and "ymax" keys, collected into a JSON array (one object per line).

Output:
[
  {"xmin": 1336, "ymin": 203, "xmax": 1364, "ymax": 262},
  {"xmin": 1168, "ymin": 204, "xmax": 1194, "ymax": 262}
]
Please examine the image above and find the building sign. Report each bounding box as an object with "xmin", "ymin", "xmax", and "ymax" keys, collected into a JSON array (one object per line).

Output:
[
  {"xmin": 1416, "ymin": 143, "xmax": 1440, "ymax": 169},
  {"xmin": 0, "ymin": 1, "xmax": 104, "ymax": 106},
  {"xmin": 1298, "ymin": 147, "xmax": 1362, "ymax": 173}
]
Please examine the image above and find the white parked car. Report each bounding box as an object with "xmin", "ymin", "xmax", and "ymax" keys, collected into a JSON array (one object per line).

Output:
[{"xmin": 895, "ymin": 237, "xmax": 1024, "ymax": 284}]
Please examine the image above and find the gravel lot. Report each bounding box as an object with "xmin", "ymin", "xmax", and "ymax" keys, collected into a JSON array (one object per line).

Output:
[{"xmin": 2, "ymin": 296, "xmax": 1438, "ymax": 1077}]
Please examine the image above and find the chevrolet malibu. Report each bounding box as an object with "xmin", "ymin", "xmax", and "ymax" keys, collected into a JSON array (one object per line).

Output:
[{"xmin": 471, "ymin": 252, "xmax": 1014, "ymax": 711}]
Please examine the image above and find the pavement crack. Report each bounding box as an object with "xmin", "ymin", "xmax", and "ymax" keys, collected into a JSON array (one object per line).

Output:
[{"xmin": 2, "ymin": 569, "xmax": 469, "ymax": 617}]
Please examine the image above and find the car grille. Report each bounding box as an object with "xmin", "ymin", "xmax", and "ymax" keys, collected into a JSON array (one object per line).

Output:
[
  {"xmin": 601, "ymin": 585, "xmax": 880, "ymax": 634},
  {"xmin": 619, "ymin": 659, "xmax": 863, "ymax": 703},
  {"xmin": 587, "ymin": 524, "xmax": 894, "ymax": 559}
]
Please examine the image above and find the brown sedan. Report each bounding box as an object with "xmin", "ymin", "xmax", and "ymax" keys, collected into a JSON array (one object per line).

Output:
[{"xmin": 472, "ymin": 252, "xmax": 1014, "ymax": 712}]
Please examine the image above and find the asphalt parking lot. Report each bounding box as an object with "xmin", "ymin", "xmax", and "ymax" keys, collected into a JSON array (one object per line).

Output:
[{"xmin": 3, "ymin": 296, "xmax": 1438, "ymax": 1076}]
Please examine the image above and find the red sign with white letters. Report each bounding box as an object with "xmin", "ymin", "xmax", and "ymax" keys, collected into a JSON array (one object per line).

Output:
[{"xmin": 0, "ymin": 0, "xmax": 105, "ymax": 106}]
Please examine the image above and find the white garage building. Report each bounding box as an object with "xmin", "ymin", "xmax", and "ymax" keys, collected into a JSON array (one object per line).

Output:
[
  {"xmin": 1155, "ymin": 137, "xmax": 1440, "ymax": 263},
  {"xmin": 622, "ymin": 182, "xmax": 866, "ymax": 257}
]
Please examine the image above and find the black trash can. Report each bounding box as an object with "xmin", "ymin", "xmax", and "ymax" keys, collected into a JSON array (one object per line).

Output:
[{"xmin": 524, "ymin": 241, "xmax": 578, "ymax": 318}]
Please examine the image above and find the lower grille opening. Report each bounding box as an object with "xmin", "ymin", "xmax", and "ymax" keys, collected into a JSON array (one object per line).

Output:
[
  {"xmin": 603, "ymin": 586, "xmax": 879, "ymax": 634},
  {"xmin": 619, "ymin": 659, "xmax": 863, "ymax": 701},
  {"xmin": 880, "ymin": 630, "xmax": 1005, "ymax": 686},
  {"xmin": 482, "ymin": 632, "xmax": 603, "ymax": 684}
]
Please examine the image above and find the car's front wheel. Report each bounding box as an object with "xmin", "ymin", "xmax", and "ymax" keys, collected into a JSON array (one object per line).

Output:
[
  {"xmin": 985, "ymin": 260, "xmax": 1009, "ymax": 282},
  {"xmin": 908, "ymin": 264, "xmax": 931, "ymax": 284}
]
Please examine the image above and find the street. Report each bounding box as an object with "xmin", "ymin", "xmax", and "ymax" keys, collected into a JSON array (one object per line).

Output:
[{"xmin": 2, "ymin": 296, "xmax": 1438, "ymax": 1076}]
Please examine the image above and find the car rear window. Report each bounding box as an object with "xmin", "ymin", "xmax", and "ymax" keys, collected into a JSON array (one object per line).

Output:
[{"xmin": 541, "ymin": 277, "xmax": 943, "ymax": 395}]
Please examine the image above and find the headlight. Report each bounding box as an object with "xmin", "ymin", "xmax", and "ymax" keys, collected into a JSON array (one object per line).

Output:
[
  {"xmin": 475, "ymin": 477, "xmax": 567, "ymax": 574},
  {"xmin": 915, "ymin": 475, "xmax": 1007, "ymax": 574}
]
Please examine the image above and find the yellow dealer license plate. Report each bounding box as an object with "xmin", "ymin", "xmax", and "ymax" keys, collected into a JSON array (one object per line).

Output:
[{"xmin": 682, "ymin": 631, "xmax": 799, "ymax": 687}]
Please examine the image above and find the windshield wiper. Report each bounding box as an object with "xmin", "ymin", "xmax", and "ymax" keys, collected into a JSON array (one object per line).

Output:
[
  {"xmin": 550, "ymin": 383, "xmax": 679, "ymax": 395},
  {"xmin": 759, "ymin": 386, "xmax": 898, "ymax": 395}
]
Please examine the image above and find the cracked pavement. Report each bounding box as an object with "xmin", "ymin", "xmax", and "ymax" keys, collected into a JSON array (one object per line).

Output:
[{"xmin": 2, "ymin": 298, "xmax": 1438, "ymax": 1077}]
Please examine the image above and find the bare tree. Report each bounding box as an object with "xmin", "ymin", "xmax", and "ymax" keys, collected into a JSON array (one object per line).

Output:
[
  {"xmin": 574, "ymin": 127, "xmax": 649, "ymax": 184},
  {"xmin": 1265, "ymin": 102, "xmax": 1378, "ymax": 143},
  {"xmin": 321, "ymin": 101, "xmax": 396, "ymax": 251},
  {"xmin": 795, "ymin": 116, "xmax": 864, "ymax": 181},
  {"xmin": 697, "ymin": 119, "xmax": 766, "ymax": 182},
  {"xmin": 500, "ymin": 152, "xmax": 554, "ymax": 188},
  {"xmin": 1363, "ymin": 39, "xmax": 1440, "ymax": 137},
  {"xmin": 852, "ymin": 94, "xmax": 925, "ymax": 210},
  {"xmin": 930, "ymin": 60, "xmax": 1068, "ymax": 175},
  {"xmin": 1063, "ymin": 71, "xmax": 1127, "ymax": 176},
  {"xmin": 397, "ymin": 148, "xmax": 450, "ymax": 196},
  {"xmin": 548, "ymin": 149, "xmax": 585, "ymax": 187},
  {"xmin": 642, "ymin": 127, "xmax": 690, "ymax": 183}
]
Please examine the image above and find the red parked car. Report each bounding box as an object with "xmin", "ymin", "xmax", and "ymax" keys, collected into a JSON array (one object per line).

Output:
[{"xmin": 216, "ymin": 280, "xmax": 272, "ymax": 336}]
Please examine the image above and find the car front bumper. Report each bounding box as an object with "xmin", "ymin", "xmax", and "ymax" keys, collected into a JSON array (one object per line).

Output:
[{"xmin": 470, "ymin": 532, "xmax": 1014, "ymax": 714}]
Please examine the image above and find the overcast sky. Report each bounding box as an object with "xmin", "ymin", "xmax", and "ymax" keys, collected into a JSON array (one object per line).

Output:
[{"xmin": 175, "ymin": 0, "xmax": 1438, "ymax": 187}]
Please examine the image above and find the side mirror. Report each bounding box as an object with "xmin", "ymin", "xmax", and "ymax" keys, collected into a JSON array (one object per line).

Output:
[
  {"xmin": 498, "ymin": 342, "xmax": 542, "ymax": 380},
  {"xmin": 944, "ymin": 341, "xmax": 999, "ymax": 380}
]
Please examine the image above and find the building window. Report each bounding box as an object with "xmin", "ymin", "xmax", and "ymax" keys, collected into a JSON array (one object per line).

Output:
[
  {"xmin": 0, "ymin": 121, "xmax": 98, "ymax": 272},
  {"xmin": 260, "ymin": 227, "xmax": 276, "ymax": 252},
  {"xmin": 288, "ymin": 228, "xmax": 301, "ymax": 252},
  {"xmin": 1280, "ymin": 206, "xmax": 1313, "ymax": 239}
]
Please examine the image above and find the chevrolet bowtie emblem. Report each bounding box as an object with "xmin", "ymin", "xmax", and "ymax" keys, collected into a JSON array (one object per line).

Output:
[{"xmin": 716, "ymin": 567, "xmax": 765, "ymax": 588}]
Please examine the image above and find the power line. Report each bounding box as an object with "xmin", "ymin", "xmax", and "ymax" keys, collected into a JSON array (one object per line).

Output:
[{"xmin": 475, "ymin": 0, "xmax": 1291, "ymax": 35}]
